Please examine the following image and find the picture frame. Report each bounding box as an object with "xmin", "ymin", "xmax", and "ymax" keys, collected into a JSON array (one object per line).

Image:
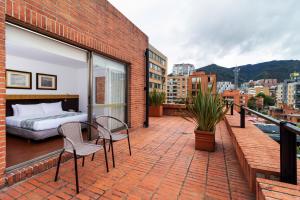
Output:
[
  {"xmin": 6, "ymin": 69, "xmax": 32, "ymax": 89},
  {"xmin": 36, "ymin": 73, "xmax": 57, "ymax": 90}
]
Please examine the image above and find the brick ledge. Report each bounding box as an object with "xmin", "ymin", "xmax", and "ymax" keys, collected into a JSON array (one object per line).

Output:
[{"xmin": 4, "ymin": 153, "xmax": 72, "ymax": 187}]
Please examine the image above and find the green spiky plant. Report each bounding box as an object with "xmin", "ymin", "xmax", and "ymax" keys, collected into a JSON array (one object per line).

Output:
[
  {"xmin": 149, "ymin": 89, "xmax": 166, "ymax": 106},
  {"xmin": 184, "ymin": 85, "xmax": 228, "ymax": 132}
]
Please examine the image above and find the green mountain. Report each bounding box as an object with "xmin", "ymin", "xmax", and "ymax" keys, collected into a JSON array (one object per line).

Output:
[{"xmin": 197, "ymin": 60, "xmax": 300, "ymax": 83}]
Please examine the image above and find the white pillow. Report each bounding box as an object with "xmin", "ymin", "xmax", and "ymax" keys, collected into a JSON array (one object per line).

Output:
[
  {"xmin": 41, "ymin": 102, "xmax": 64, "ymax": 114},
  {"xmin": 16, "ymin": 104, "xmax": 45, "ymax": 117},
  {"xmin": 12, "ymin": 105, "xmax": 19, "ymax": 116}
]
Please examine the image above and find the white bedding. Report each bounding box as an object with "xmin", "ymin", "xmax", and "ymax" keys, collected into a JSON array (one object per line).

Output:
[{"xmin": 6, "ymin": 111, "xmax": 88, "ymax": 131}]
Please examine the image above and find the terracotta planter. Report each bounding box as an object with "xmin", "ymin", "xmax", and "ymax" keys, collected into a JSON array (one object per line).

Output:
[
  {"xmin": 149, "ymin": 105, "xmax": 163, "ymax": 117},
  {"xmin": 194, "ymin": 129, "xmax": 215, "ymax": 152}
]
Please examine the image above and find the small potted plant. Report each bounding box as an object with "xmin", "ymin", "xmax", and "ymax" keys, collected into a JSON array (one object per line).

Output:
[
  {"xmin": 184, "ymin": 86, "xmax": 228, "ymax": 151},
  {"xmin": 149, "ymin": 89, "xmax": 166, "ymax": 117}
]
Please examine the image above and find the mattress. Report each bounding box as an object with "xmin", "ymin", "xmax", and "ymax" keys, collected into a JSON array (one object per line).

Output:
[
  {"xmin": 6, "ymin": 111, "xmax": 88, "ymax": 131},
  {"xmin": 6, "ymin": 126, "xmax": 59, "ymax": 140}
]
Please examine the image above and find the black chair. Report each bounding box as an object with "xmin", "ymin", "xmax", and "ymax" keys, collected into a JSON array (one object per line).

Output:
[
  {"xmin": 95, "ymin": 116, "xmax": 131, "ymax": 168},
  {"xmin": 54, "ymin": 122, "xmax": 109, "ymax": 194}
]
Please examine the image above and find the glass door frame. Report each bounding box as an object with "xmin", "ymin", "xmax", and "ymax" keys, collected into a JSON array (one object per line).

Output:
[{"xmin": 87, "ymin": 52, "xmax": 129, "ymax": 139}]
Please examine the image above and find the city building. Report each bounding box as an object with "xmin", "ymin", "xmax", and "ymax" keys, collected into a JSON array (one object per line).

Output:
[
  {"xmin": 148, "ymin": 44, "xmax": 168, "ymax": 92},
  {"xmin": 269, "ymin": 86, "xmax": 277, "ymax": 98},
  {"xmin": 187, "ymin": 71, "xmax": 217, "ymax": 96},
  {"xmin": 172, "ymin": 63, "xmax": 195, "ymax": 76},
  {"xmin": 248, "ymin": 86, "xmax": 270, "ymax": 96},
  {"xmin": 166, "ymin": 63, "xmax": 195, "ymax": 103},
  {"xmin": 167, "ymin": 75, "xmax": 188, "ymax": 103},
  {"xmin": 255, "ymin": 79, "xmax": 278, "ymax": 87},
  {"xmin": 276, "ymin": 83, "xmax": 283, "ymax": 107},
  {"xmin": 217, "ymin": 81, "xmax": 235, "ymax": 93},
  {"xmin": 222, "ymin": 90, "xmax": 250, "ymax": 107},
  {"xmin": 285, "ymin": 82, "xmax": 300, "ymax": 109},
  {"xmin": 282, "ymin": 72, "xmax": 300, "ymax": 109}
]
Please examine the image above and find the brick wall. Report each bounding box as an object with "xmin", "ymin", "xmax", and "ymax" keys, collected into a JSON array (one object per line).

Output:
[
  {"xmin": 0, "ymin": 0, "xmax": 148, "ymax": 186},
  {"xmin": 163, "ymin": 104, "xmax": 186, "ymax": 116},
  {"xmin": 0, "ymin": 0, "xmax": 5, "ymax": 187}
]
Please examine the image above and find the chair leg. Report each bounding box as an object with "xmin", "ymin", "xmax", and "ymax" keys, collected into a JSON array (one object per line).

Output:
[
  {"xmin": 82, "ymin": 157, "xmax": 85, "ymax": 167},
  {"xmin": 103, "ymin": 139, "xmax": 109, "ymax": 172},
  {"xmin": 91, "ymin": 139, "xmax": 99, "ymax": 161},
  {"xmin": 73, "ymin": 150, "xmax": 80, "ymax": 194},
  {"xmin": 110, "ymin": 140, "xmax": 115, "ymax": 168},
  {"xmin": 108, "ymin": 141, "xmax": 111, "ymax": 152},
  {"xmin": 127, "ymin": 136, "xmax": 132, "ymax": 156},
  {"xmin": 54, "ymin": 149, "xmax": 64, "ymax": 181}
]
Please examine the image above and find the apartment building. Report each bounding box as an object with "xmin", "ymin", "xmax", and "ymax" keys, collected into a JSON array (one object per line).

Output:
[
  {"xmin": 276, "ymin": 83, "xmax": 283, "ymax": 107},
  {"xmin": 285, "ymin": 82, "xmax": 300, "ymax": 109},
  {"xmin": 149, "ymin": 44, "xmax": 168, "ymax": 92},
  {"xmin": 172, "ymin": 63, "xmax": 195, "ymax": 76},
  {"xmin": 222, "ymin": 90, "xmax": 250, "ymax": 107},
  {"xmin": 248, "ymin": 86, "xmax": 270, "ymax": 96},
  {"xmin": 167, "ymin": 63, "xmax": 195, "ymax": 103},
  {"xmin": 187, "ymin": 71, "xmax": 217, "ymax": 96},
  {"xmin": 167, "ymin": 75, "xmax": 188, "ymax": 103},
  {"xmin": 282, "ymin": 72, "xmax": 300, "ymax": 109},
  {"xmin": 217, "ymin": 81, "xmax": 235, "ymax": 93},
  {"xmin": 255, "ymin": 79, "xmax": 278, "ymax": 87}
]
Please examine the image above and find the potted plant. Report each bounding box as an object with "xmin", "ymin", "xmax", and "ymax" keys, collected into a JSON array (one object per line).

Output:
[
  {"xmin": 184, "ymin": 86, "xmax": 228, "ymax": 151},
  {"xmin": 149, "ymin": 89, "xmax": 166, "ymax": 117}
]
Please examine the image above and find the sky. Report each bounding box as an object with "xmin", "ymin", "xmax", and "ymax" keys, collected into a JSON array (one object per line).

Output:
[{"xmin": 109, "ymin": 0, "xmax": 300, "ymax": 72}]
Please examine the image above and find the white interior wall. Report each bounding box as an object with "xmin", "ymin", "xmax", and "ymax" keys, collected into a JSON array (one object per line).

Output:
[
  {"xmin": 6, "ymin": 55, "xmax": 89, "ymax": 112},
  {"xmin": 6, "ymin": 24, "xmax": 89, "ymax": 113}
]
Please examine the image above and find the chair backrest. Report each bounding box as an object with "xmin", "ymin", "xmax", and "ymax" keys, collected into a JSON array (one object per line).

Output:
[
  {"xmin": 95, "ymin": 117, "xmax": 112, "ymax": 138},
  {"xmin": 58, "ymin": 122, "xmax": 83, "ymax": 149}
]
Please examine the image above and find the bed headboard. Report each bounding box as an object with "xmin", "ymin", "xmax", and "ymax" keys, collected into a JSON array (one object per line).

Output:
[{"xmin": 6, "ymin": 94, "xmax": 80, "ymax": 116}]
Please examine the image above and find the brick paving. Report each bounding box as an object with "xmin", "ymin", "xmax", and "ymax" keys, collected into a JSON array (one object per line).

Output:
[{"xmin": 0, "ymin": 116, "xmax": 254, "ymax": 199}]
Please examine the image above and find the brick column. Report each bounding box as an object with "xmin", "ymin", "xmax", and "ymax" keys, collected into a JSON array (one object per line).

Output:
[{"xmin": 0, "ymin": 0, "xmax": 6, "ymax": 187}]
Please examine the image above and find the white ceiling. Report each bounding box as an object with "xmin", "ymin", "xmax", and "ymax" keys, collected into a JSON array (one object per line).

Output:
[{"xmin": 6, "ymin": 24, "xmax": 87, "ymax": 69}]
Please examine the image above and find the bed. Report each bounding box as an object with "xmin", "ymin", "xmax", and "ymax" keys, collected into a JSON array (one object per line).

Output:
[
  {"xmin": 6, "ymin": 111, "xmax": 88, "ymax": 140},
  {"xmin": 6, "ymin": 95, "xmax": 88, "ymax": 140}
]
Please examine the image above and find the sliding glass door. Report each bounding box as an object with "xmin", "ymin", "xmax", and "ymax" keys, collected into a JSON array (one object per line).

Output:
[{"xmin": 91, "ymin": 53, "xmax": 127, "ymax": 129}]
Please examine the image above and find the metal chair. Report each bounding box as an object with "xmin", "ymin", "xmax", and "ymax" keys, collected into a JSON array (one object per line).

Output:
[
  {"xmin": 54, "ymin": 122, "xmax": 109, "ymax": 194},
  {"xmin": 95, "ymin": 116, "xmax": 131, "ymax": 168}
]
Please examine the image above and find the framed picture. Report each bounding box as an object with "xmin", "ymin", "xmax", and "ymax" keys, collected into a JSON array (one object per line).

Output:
[
  {"xmin": 6, "ymin": 69, "xmax": 32, "ymax": 89},
  {"xmin": 36, "ymin": 73, "xmax": 57, "ymax": 90}
]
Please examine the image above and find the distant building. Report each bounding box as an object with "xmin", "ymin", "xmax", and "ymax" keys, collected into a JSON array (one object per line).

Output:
[
  {"xmin": 166, "ymin": 70, "xmax": 216, "ymax": 103},
  {"xmin": 167, "ymin": 75, "xmax": 188, "ymax": 103},
  {"xmin": 148, "ymin": 44, "xmax": 168, "ymax": 92},
  {"xmin": 222, "ymin": 90, "xmax": 250, "ymax": 107},
  {"xmin": 276, "ymin": 83, "xmax": 283, "ymax": 107},
  {"xmin": 282, "ymin": 72, "xmax": 300, "ymax": 109},
  {"xmin": 248, "ymin": 86, "xmax": 270, "ymax": 96},
  {"xmin": 187, "ymin": 71, "xmax": 217, "ymax": 96},
  {"xmin": 217, "ymin": 81, "xmax": 235, "ymax": 93},
  {"xmin": 241, "ymin": 79, "xmax": 277, "ymax": 94},
  {"xmin": 172, "ymin": 63, "xmax": 195, "ymax": 76},
  {"xmin": 255, "ymin": 79, "xmax": 278, "ymax": 88},
  {"xmin": 269, "ymin": 86, "xmax": 277, "ymax": 98}
]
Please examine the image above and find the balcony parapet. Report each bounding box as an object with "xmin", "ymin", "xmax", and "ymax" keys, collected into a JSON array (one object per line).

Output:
[{"xmin": 225, "ymin": 111, "xmax": 300, "ymax": 198}]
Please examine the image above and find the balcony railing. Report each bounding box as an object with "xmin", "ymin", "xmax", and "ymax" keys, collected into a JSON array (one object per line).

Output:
[{"xmin": 225, "ymin": 101, "xmax": 299, "ymax": 185}]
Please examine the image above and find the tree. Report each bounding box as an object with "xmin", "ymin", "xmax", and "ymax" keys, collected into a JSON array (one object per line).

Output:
[
  {"xmin": 247, "ymin": 97, "xmax": 257, "ymax": 110},
  {"xmin": 264, "ymin": 95, "xmax": 275, "ymax": 106},
  {"xmin": 256, "ymin": 92, "xmax": 275, "ymax": 107}
]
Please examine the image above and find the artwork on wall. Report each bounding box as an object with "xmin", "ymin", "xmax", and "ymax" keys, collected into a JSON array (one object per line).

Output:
[
  {"xmin": 36, "ymin": 73, "xmax": 57, "ymax": 90},
  {"xmin": 6, "ymin": 69, "xmax": 32, "ymax": 89}
]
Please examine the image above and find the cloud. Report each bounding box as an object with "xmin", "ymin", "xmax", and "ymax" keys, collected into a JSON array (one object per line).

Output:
[{"xmin": 109, "ymin": 0, "xmax": 300, "ymax": 71}]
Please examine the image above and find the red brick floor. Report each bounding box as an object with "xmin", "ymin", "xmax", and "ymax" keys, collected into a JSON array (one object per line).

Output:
[{"xmin": 0, "ymin": 116, "xmax": 254, "ymax": 199}]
